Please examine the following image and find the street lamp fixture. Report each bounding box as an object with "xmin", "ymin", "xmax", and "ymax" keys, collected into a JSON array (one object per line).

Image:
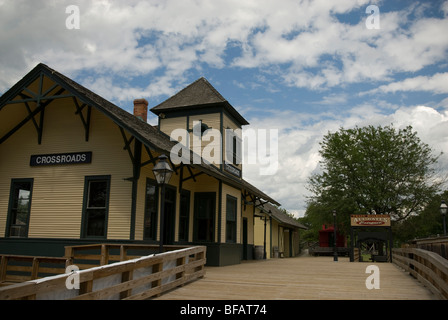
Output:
[
  {"xmin": 333, "ymin": 210, "xmax": 338, "ymax": 262},
  {"xmin": 440, "ymin": 200, "xmax": 447, "ymax": 236},
  {"xmin": 152, "ymin": 154, "xmax": 173, "ymax": 253}
]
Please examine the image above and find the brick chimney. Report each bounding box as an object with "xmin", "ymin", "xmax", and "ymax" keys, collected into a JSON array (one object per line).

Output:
[{"xmin": 133, "ymin": 99, "xmax": 148, "ymax": 122}]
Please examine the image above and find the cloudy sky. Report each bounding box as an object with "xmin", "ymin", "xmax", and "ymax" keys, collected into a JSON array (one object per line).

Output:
[{"xmin": 1, "ymin": 0, "xmax": 448, "ymax": 217}]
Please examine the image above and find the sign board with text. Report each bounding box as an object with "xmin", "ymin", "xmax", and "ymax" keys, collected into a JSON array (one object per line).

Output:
[
  {"xmin": 350, "ymin": 214, "xmax": 391, "ymax": 227},
  {"xmin": 30, "ymin": 152, "xmax": 92, "ymax": 166}
]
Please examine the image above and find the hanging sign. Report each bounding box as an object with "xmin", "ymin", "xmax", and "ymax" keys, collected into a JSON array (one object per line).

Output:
[
  {"xmin": 30, "ymin": 151, "xmax": 92, "ymax": 166},
  {"xmin": 224, "ymin": 162, "xmax": 241, "ymax": 177},
  {"xmin": 350, "ymin": 214, "xmax": 391, "ymax": 227}
]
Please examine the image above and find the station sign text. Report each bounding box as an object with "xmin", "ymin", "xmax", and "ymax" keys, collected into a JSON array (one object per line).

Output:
[{"xmin": 30, "ymin": 152, "xmax": 92, "ymax": 166}]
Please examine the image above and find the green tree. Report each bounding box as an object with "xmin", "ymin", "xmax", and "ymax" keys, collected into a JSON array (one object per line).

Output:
[
  {"xmin": 306, "ymin": 125, "xmax": 442, "ymax": 234},
  {"xmin": 394, "ymin": 190, "xmax": 448, "ymax": 243}
]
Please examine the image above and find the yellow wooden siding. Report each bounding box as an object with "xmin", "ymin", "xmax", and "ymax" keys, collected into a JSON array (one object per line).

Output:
[
  {"xmin": 0, "ymin": 103, "xmax": 31, "ymax": 140},
  {"xmin": 159, "ymin": 117, "xmax": 187, "ymax": 137},
  {"xmin": 254, "ymin": 210, "xmax": 272, "ymax": 259},
  {"xmin": 0, "ymin": 98, "xmax": 133, "ymax": 239},
  {"xmin": 188, "ymin": 113, "xmax": 221, "ymax": 133}
]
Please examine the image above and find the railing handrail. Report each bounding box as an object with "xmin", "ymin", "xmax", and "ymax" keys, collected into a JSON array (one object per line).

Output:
[
  {"xmin": 410, "ymin": 235, "xmax": 448, "ymax": 244},
  {"xmin": 393, "ymin": 248, "xmax": 448, "ymax": 300},
  {"xmin": 64, "ymin": 243, "xmax": 193, "ymax": 268},
  {"xmin": 0, "ymin": 255, "xmax": 69, "ymax": 283},
  {"xmin": 0, "ymin": 245, "xmax": 206, "ymax": 300}
]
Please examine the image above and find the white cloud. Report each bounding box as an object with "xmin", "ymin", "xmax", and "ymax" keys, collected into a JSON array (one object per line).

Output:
[
  {"xmin": 243, "ymin": 104, "xmax": 448, "ymax": 218},
  {"xmin": 2, "ymin": 0, "xmax": 447, "ymax": 95},
  {"xmin": 365, "ymin": 72, "xmax": 448, "ymax": 95}
]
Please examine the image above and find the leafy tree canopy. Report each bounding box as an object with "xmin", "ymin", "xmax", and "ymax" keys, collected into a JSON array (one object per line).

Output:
[{"xmin": 305, "ymin": 124, "xmax": 443, "ymax": 235}]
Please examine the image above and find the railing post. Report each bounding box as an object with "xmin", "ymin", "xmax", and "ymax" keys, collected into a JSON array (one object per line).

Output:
[
  {"xmin": 0, "ymin": 256, "xmax": 8, "ymax": 282},
  {"xmin": 195, "ymin": 250, "xmax": 205, "ymax": 273},
  {"xmin": 100, "ymin": 244, "xmax": 109, "ymax": 265},
  {"xmin": 120, "ymin": 245, "xmax": 127, "ymax": 261},
  {"xmin": 64, "ymin": 246, "xmax": 74, "ymax": 267},
  {"xmin": 120, "ymin": 270, "xmax": 133, "ymax": 299},
  {"xmin": 31, "ymin": 258, "xmax": 39, "ymax": 280},
  {"xmin": 152, "ymin": 261, "xmax": 163, "ymax": 297},
  {"xmin": 176, "ymin": 257, "xmax": 186, "ymax": 285},
  {"xmin": 80, "ymin": 280, "xmax": 93, "ymax": 296}
]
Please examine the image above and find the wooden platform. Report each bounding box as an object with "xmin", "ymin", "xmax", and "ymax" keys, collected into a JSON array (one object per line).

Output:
[{"xmin": 156, "ymin": 256, "xmax": 437, "ymax": 300}]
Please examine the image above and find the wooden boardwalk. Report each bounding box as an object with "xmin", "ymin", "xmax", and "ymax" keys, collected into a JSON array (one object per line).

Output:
[{"xmin": 156, "ymin": 256, "xmax": 437, "ymax": 300}]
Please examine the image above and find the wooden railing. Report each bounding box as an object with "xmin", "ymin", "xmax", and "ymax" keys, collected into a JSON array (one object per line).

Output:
[
  {"xmin": 0, "ymin": 245, "xmax": 206, "ymax": 300},
  {"xmin": 393, "ymin": 248, "xmax": 448, "ymax": 300},
  {"xmin": 64, "ymin": 243, "xmax": 194, "ymax": 269},
  {"xmin": 409, "ymin": 235, "xmax": 448, "ymax": 259},
  {"xmin": 0, "ymin": 255, "xmax": 68, "ymax": 286}
]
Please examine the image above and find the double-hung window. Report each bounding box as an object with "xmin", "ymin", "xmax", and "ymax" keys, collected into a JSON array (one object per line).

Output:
[
  {"xmin": 82, "ymin": 176, "xmax": 110, "ymax": 238},
  {"xmin": 7, "ymin": 179, "xmax": 33, "ymax": 237},
  {"xmin": 226, "ymin": 195, "xmax": 237, "ymax": 243},
  {"xmin": 144, "ymin": 179, "xmax": 158, "ymax": 240},
  {"xmin": 178, "ymin": 190, "xmax": 190, "ymax": 242},
  {"xmin": 194, "ymin": 192, "xmax": 215, "ymax": 242}
]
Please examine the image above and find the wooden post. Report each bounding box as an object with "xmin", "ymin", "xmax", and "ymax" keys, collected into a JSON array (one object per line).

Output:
[
  {"xmin": 120, "ymin": 270, "xmax": 133, "ymax": 299},
  {"xmin": 31, "ymin": 258, "xmax": 39, "ymax": 280},
  {"xmin": 194, "ymin": 251, "xmax": 205, "ymax": 273},
  {"xmin": 0, "ymin": 256, "xmax": 8, "ymax": 282},
  {"xmin": 64, "ymin": 246, "xmax": 74, "ymax": 267},
  {"xmin": 176, "ymin": 257, "xmax": 186, "ymax": 285},
  {"xmin": 120, "ymin": 245, "xmax": 127, "ymax": 262},
  {"xmin": 152, "ymin": 261, "xmax": 163, "ymax": 297},
  {"xmin": 100, "ymin": 244, "xmax": 109, "ymax": 265},
  {"xmin": 80, "ymin": 280, "xmax": 93, "ymax": 296}
]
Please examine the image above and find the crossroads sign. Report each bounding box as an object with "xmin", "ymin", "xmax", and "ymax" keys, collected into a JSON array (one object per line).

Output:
[
  {"xmin": 350, "ymin": 214, "xmax": 391, "ymax": 227},
  {"xmin": 30, "ymin": 151, "xmax": 92, "ymax": 166}
]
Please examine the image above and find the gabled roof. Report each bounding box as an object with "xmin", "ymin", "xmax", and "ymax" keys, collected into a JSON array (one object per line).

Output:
[
  {"xmin": 0, "ymin": 63, "xmax": 278, "ymax": 206},
  {"xmin": 151, "ymin": 77, "xmax": 249, "ymax": 126},
  {"xmin": 0, "ymin": 63, "xmax": 174, "ymax": 153}
]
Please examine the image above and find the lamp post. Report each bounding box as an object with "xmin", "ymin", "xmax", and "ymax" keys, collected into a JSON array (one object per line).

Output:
[
  {"xmin": 440, "ymin": 200, "xmax": 447, "ymax": 236},
  {"xmin": 333, "ymin": 210, "xmax": 338, "ymax": 262},
  {"xmin": 152, "ymin": 154, "xmax": 173, "ymax": 253}
]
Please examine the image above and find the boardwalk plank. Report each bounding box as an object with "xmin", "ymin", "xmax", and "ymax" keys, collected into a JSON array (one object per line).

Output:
[{"xmin": 156, "ymin": 256, "xmax": 436, "ymax": 300}]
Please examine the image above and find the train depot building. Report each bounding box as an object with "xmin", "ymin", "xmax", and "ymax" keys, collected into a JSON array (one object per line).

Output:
[{"xmin": 0, "ymin": 64, "xmax": 304, "ymax": 266}]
